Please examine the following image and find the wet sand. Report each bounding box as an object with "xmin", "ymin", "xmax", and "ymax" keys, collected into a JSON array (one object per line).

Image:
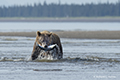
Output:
[{"xmin": 0, "ymin": 31, "xmax": 120, "ymax": 39}]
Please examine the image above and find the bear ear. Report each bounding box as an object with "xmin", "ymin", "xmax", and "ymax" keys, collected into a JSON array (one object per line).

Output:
[
  {"xmin": 48, "ymin": 32, "xmax": 52, "ymax": 37},
  {"xmin": 36, "ymin": 31, "xmax": 41, "ymax": 36}
]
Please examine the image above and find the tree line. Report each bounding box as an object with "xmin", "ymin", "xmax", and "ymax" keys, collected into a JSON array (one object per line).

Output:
[{"xmin": 0, "ymin": 2, "xmax": 120, "ymax": 17}]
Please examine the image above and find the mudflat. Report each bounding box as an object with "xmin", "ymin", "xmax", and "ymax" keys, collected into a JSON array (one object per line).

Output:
[{"xmin": 0, "ymin": 31, "xmax": 120, "ymax": 39}]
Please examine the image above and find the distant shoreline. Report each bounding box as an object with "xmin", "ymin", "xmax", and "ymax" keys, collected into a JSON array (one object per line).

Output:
[
  {"xmin": 0, "ymin": 31, "xmax": 120, "ymax": 39},
  {"xmin": 0, "ymin": 17, "xmax": 120, "ymax": 22}
]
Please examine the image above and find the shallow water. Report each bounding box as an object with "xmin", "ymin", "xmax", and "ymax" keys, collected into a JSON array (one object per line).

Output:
[
  {"xmin": 0, "ymin": 36, "xmax": 120, "ymax": 80},
  {"xmin": 0, "ymin": 22, "xmax": 120, "ymax": 32}
]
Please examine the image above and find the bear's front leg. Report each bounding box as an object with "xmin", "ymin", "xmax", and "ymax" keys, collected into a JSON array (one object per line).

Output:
[{"xmin": 31, "ymin": 46, "xmax": 41, "ymax": 60}]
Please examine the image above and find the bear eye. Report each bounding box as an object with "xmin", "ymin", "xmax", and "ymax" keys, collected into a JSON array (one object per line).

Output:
[
  {"xmin": 40, "ymin": 39, "xmax": 44, "ymax": 42},
  {"xmin": 39, "ymin": 37, "xmax": 44, "ymax": 42}
]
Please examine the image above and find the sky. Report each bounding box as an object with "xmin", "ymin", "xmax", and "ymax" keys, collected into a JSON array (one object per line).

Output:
[{"xmin": 0, "ymin": 0, "xmax": 119, "ymax": 6}]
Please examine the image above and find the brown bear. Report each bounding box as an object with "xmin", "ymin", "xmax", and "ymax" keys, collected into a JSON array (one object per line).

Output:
[{"xmin": 31, "ymin": 31, "xmax": 63, "ymax": 60}]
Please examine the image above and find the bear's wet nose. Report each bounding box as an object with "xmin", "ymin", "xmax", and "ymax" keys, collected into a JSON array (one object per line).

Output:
[{"xmin": 45, "ymin": 45, "xmax": 48, "ymax": 48}]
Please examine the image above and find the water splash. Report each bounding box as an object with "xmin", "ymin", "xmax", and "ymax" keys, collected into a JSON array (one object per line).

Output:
[{"xmin": 0, "ymin": 56, "xmax": 120, "ymax": 63}]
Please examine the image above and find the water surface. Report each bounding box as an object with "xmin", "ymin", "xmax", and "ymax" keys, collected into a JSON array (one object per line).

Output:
[
  {"xmin": 0, "ymin": 36, "xmax": 120, "ymax": 80},
  {"xmin": 0, "ymin": 22, "xmax": 120, "ymax": 80},
  {"xmin": 0, "ymin": 22, "xmax": 120, "ymax": 32}
]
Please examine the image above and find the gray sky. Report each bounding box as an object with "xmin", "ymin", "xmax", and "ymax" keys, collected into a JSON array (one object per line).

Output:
[{"xmin": 0, "ymin": 0, "xmax": 119, "ymax": 6}]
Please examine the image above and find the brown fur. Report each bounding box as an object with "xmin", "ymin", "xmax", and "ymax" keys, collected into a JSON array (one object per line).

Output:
[{"xmin": 31, "ymin": 31, "xmax": 63, "ymax": 60}]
